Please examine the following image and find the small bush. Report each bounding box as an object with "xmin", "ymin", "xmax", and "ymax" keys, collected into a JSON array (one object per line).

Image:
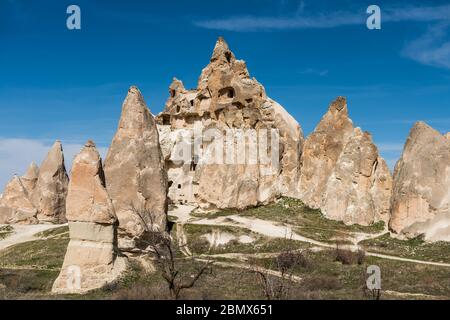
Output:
[
  {"xmin": 302, "ymin": 275, "xmax": 342, "ymax": 291},
  {"xmin": 335, "ymin": 247, "xmax": 365, "ymax": 265}
]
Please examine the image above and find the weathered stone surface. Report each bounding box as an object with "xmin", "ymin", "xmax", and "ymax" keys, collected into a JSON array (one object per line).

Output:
[
  {"xmin": 298, "ymin": 97, "xmax": 354, "ymax": 209},
  {"xmin": 156, "ymin": 37, "xmax": 304, "ymax": 209},
  {"xmin": 104, "ymin": 86, "xmax": 168, "ymax": 250},
  {"xmin": 322, "ymin": 128, "xmax": 392, "ymax": 225},
  {"xmin": 390, "ymin": 122, "xmax": 450, "ymax": 241},
  {"xmin": 299, "ymin": 97, "xmax": 392, "ymax": 226},
  {"xmin": 52, "ymin": 141, "xmax": 126, "ymax": 294},
  {"xmin": 34, "ymin": 141, "xmax": 69, "ymax": 223},
  {"xmin": 65, "ymin": 140, "xmax": 116, "ymax": 224},
  {"xmin": 0, "ymin": 175, "xmax": 38, "ymax": 224},
  {"xmin": 21, "ymin": 162, "xmax": 39, "ymax": 196}
]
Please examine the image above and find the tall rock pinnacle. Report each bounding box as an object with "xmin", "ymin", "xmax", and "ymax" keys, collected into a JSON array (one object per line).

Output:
[
  {"xmin": 34, "ymin": 141, "xmax": 69, "ymax": 223},
  {"xmin": 390, "ymin": 122, "xmax": 450, "ymax": 241},
  {"xmin": 298, "ymin": 97, "xmax": 354, "ymax": 209},
  {"xmin": 299, "ymin": 97, "xmax": 392, "ymax": 226},
  {"xmin": 53, "ymin": 140, "xmax": 126, "ymax": 294},
  {"xmin": 104, "ymin": 86, "xmax": 168, "ymax": 250}
]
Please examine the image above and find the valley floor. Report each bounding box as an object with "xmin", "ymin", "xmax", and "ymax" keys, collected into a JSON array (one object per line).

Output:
[{"xmin": 0, "ymin": 198, "xmax": 449, "ymax": 300}]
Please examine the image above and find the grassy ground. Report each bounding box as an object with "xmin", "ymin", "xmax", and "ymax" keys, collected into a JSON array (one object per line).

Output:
[
  {"xmin": 250, "ymin": 248, "xmax": 450, "ymax": 299},
  {"xmin": 360, "ymin": 233, "xmax": 450, "ymax": 264},
  {"xmin": 34, "ymin": 226, "xmax": 69, "ymax": 239},
  {"xmin": 192, "ymin": 197, "xmax": 385, "ymax": 243},
  {"xmin": 0, "ymin": 201, "xmax": 449, "ymax": 300},
  {"xmin": 183, "ymin": 224, "xmax": 311, "ymax": 255},
  {"xmin": 0, "ymin": 226, "xmax": 69, "ymax": 299}
]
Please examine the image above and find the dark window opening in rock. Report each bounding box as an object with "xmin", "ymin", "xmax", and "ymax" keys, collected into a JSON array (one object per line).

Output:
[
  {"xmin": 170, "ymin": 89, "xmax": 176, "ymax": 98},
  {"xmin": 190, "ymin": 100, "xmax": 194, "ymax": 107},
  {"xmin": 190, "ymin": 158, "xmax": 197, "ymax": 172},
  {"xmin": 168, "ymin": 181, "xmax": 173, "ymax": 188},
  {"xmin": 176, "ymin": 106, "xmax": 181, "ymax": 113},
  {"xmin": 225, "ymin": 52, "xmax": 232, "ymax": 63},
  {"xmin": 162, "ymin": 115, "xmax": 170, "ymax": 125},
  {"xmin": 219, "ymin": 87, "xmax": 235, "ymax": 99},
  {"xmin": 178, "ymin": 184, "xmax": 181, "ymax": 189},
  {"xmin": 232, "ymin": 102, "xmax": 245, "ymax": 109},
  {"xmin": 246, "ymin": 98, "xmax": 253, "ymax": 103},
  {"xmin": 184, "ymin": 200, "xmax": 188, "ymax": 204}
]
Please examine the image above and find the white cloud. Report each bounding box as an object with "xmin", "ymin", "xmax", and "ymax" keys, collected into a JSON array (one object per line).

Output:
[
  {"xmin": 403, "ymin": 22, "xmax": 450, "ymax": 69},
  {"xmin": 0, "ymin": 138, "xmax": 108, "ymax": 189},
  {"xmin": 194, "ymin": 4, "xmax": 450, "ymax": 31},
  {"xmin": 301, "ymin": 68, "xmax": 329, "ymax": 76}
]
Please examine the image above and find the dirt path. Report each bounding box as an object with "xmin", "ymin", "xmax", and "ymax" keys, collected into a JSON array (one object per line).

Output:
[
  {"xmin": 0, "ymin": 224, "xmax": 67, "ymax": 252},
  {"xmin": 196, "ymin": 258, "xmax": 302, "ymax": 283},
  {"xmin": 169, "ymin": 205, "xmax": 450, "ymax": 268}
]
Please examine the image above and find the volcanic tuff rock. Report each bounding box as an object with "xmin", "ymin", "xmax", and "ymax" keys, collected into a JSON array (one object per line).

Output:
[
  {"xmin": 104, "ymin": 86, "xmax": 168, "ymax": 250},
  {"xmin": 156, "ymin": 37, "xmax": 304, "ymax": 209},
  {"xmin": 390, "ymin": 122, "xmax": 450, "ymax": 241},
  {"xmin": 34, "ymin": 141, "xmax": 69, "ymax": 223},
  {"xmin": 299, "ymin": 97, "xmax": 392, "ymax": 226},
  {"xmin": 0, "ymin": 174, "xmax": 38, "ymax": 224},
  {"xmin": 53, "ymin": 141, "xmax": 126, "ymax": 294},
  {"xmin": 21, "ymin": 162, "xmax": 39, "ymax": 196}
]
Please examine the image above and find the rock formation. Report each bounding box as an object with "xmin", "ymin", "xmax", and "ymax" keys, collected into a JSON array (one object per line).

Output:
[
  {"xmin": 104, "ymin": 86, "xmax": 168, "ymax": 250},
  {"xmin": 52, "ymin": 141, "xmax": 126, "ymax": 294},
  {"xmin": 21, "ymin": 162, "xmax": 39, "ymax": 196},
  {"xmin": 34, "ymin": 141, "xmax": 69, "ymax": 223},
  {"xmin": 0, "ymin": 174, "xmax": 38, "ymax": 224},
  {"xmin": 156, "ymin": 37, "xmax": 304, "ymax": 209},
  {"xmin": 299, "ymin": 97, "xmax": 392, "ymax": 226},
  {"xmin": 390, "ymin": 122, "xmax": 450, "ymax": 241}
]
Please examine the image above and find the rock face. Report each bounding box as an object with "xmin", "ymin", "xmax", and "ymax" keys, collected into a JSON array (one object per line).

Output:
[
  {"xmin": 0, "ymin": 173, "xmax": 38, "ymax": 224},
  {"xmin": 156, "ymin": 37, "xmax": 304, "ymax": 209},
  {"xmin": 104, "ymin": 86, "xmax": 168, "ymax": 250},
  {"xmin": 299, "ymin": 97, "xmax": 392, "ymax": 226},
  {"xmin": 52, "ymin": 141, "xmax": 126, "ymax": 294},
  {"xmin": 21, "ymin": 162, "xmax": 39, "ymax": 196},
  {"xmin": 390, "ymin": 122, "xmax": 450, "ymax": 241},
  {"xmin": 34, "ymin": 141, "xmax": 69, "ymax": 223}
]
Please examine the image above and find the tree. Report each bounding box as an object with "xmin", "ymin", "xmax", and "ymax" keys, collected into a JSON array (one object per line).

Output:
[{"xmin": 131, "ymin": 206, "xmax": 213, "ymax": 300}]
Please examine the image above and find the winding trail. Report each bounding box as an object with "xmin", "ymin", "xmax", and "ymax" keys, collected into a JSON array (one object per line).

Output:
[
  {"xmin": 0, "ymin": 224, "xmax": 67, "ymax": 251},
  {"xmin": 170, "ymin": 206, "xmax": 450, "ymax": 268}
]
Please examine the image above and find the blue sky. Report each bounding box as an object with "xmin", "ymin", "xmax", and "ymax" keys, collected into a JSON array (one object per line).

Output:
[{"xmin": 0, "ymin": 0, "xmax": 449, "ymax": 187}]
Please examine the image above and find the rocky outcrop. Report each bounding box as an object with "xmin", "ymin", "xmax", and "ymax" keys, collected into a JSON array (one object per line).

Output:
[
  {"xmin": 156, "ymin": 37, "xmax": 304, "ymax": 209},
  {"xmin": 298, "ymin": 97, "xmax": 354, "ymax": 209},
  {"xmin": 52, "ymin": 141, "xmax": 126, "ymax": 294},
  {"xmin": 21, "ymin": 162, "xmax": 39, "ymax": 196},
  {"xmin": 299, "ymin": 97, "xmax": 392, "ymax": 226},
  {"xmin": 34, "ymin": 141, "xmax": 69, "ymax": 223},
  {"xmin": 104, "ymin": 86, "xmax": 168, "ymax": 250},
  {"xmin": 390, "ymin": 122, "xmax": 450, "ymax": 241},
  {"xmin": 0, "ymin": 174, "xmax": 38, "ymax": 224},
  {"xmin": 322, "ymin": 128, "xmax": 392, "ymax": 225}
]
